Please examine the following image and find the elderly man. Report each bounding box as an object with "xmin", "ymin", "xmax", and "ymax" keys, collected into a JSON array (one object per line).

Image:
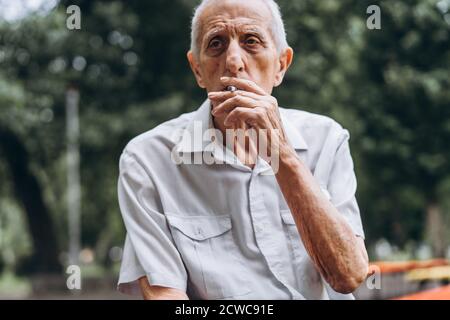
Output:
[{"xmin": 117, "ymin": 0, "xmax": 369, "ymax": 300}]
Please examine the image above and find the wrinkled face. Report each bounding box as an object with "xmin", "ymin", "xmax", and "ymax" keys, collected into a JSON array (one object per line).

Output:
[{"xmin": 188, "ymin": 0, "xmax": 290, "ymax": 95}]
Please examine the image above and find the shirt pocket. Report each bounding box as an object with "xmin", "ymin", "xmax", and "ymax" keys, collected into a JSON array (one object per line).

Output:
[{"xmin": 165, "ymin": 213, "xmax": 251, "ymax": 300}]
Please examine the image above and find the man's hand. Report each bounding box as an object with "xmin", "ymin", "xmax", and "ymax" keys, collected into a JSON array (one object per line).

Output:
[
  {"xmin": 208, "ymin": 77, "xmax": 291, "ymax": 161},
  {"xmin": 138, "ymin": 276, "xmax": 189, "ymax": 300}
]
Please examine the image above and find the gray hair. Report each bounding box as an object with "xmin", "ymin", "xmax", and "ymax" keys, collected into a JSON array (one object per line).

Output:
[{"xmin": 190, "ymin": 0, "xmax": 289, "ymax": 58}]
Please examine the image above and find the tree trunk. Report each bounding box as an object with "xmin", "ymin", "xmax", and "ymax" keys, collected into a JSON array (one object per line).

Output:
[
  {"xmin": 425, "ymin": 202, "xmax": 447, "ymax": 258},
  {"xmin": 0, "ymin": 127, "xmax": 61, "ymax": 274}
]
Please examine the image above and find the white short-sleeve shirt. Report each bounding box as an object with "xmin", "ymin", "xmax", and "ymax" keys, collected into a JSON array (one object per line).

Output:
[{"xmin": 117, "ymin": 99, "xmax": 365, "ymax": 300}]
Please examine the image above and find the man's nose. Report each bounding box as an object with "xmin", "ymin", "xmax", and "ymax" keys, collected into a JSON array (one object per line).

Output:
[{"xmin": 225, "ymin": 40, "xmax": 245, "ymax": 75}]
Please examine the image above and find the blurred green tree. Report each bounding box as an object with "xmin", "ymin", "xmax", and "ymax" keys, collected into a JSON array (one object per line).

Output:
[
  {"xmin": 277, "ymin": 0, "xmax": 450, "ymax": 255},
  {"xmin": 354, "ymin": 0, "xmax": 450, "ymax": 256}
]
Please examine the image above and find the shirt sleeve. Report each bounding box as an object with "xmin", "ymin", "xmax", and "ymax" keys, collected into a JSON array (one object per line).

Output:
[
  {"xmin": 117, "ymin": 151, "xmax": 188, "ymax": 295},
  {"xmin": 327, "ymin": 129, "xmax": 365, "ymax": 239}
]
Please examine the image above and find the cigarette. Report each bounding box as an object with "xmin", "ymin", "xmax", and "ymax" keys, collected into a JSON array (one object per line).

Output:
[{"xmin": 226, "ymin": 85, "xmax": 237, "ymax": 92}]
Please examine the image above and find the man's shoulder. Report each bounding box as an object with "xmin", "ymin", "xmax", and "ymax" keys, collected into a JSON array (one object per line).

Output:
[
  {"xmin": 121, "ymin": 110, "xmax": 195, "ymax": 158},
  {"xmin": 279, "ymin": 107, "xmax": 351, "ymax": 153},
  {"xmin": 279, "ymin": 107, "xmax": 346, "ymax": 133}
]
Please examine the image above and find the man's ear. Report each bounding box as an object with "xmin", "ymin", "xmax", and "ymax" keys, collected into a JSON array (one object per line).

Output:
[
  {"xmin": 187, "ymin": 51, "xmax": 206, "ymax": 89},
  {"xmin": 274, "ymin": 47, "xmax": 294, "ymax": 87}
]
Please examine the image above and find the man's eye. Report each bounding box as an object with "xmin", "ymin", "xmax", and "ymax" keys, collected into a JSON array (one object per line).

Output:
[
  {"xmin": 245, "ymin": 37, "xmax": 260, "ymax": 46},
  {"xmin": 209, "ymin": 39, "xmax": 223, "ymax": 49}
]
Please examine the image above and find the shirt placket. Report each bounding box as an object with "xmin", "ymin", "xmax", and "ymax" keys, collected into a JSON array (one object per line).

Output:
[{"xmin": 249, "ymin": 159, "xmax": 305, "ymax": 300}]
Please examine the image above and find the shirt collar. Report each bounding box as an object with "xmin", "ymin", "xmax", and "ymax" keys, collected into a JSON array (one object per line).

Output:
[
  {"xmin": 176, "ymin": 99, "xmax": 213, "ymax": 153},
  {"xmin": 176, "ymin": 99, "xmax": 308, "ymax": 153},
  {"xmin": 279, "ymin": 110, "xmax": 308, "ymax": 151}
]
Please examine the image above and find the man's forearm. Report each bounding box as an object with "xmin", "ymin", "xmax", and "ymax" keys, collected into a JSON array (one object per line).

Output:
[
  {"xmin": 275, "ymin": 146, "xmax": 368, "ymax": 293},
  {"xmin": 138, "ymin": 277, "xmax": 189, "ymax": 300}
]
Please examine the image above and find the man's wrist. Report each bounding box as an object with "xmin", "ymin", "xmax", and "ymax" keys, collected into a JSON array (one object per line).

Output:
[{"xmin": 277, "ymin": 143, "xmax": 301, "ymax": 172}]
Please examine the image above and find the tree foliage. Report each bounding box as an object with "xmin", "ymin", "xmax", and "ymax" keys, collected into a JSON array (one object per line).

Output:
[{"xmin": 0, "ymin": 0, "xmax": 449, "ymax": 272}]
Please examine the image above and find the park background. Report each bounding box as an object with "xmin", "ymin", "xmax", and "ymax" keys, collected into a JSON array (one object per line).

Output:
[{"xmin": 0, "ymin": 0, "xmax": 449, "ymax": 299}]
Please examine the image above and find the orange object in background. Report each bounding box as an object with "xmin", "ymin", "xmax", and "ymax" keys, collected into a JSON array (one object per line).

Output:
[
  {"xmin": 369, "ymin": 259, "xmax": 449, "ymax": 274},
  {"xmin": 393, "ymin": 284, "xmax": 450, "ymax": 300}
]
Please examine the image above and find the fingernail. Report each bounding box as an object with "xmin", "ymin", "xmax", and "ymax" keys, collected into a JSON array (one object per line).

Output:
[{"xmin": 220, "ymin": 77, "xmax": 229, "ymax": 81}]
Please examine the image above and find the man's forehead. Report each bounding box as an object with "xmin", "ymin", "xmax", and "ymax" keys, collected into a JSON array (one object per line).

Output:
[{"xmin": 198, "ymin": 0, "xmax": 272, "ymax": 36}]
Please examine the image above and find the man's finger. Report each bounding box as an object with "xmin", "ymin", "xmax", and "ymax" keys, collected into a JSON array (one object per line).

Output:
[
  {"xmin": 220, "ymin": 77, "xmax": 267, "ymax": 95},
  {"xmin": 224, "ymin": 106, "xmax": 262, "ymax": 127},
  {"xmin": 212, "ymin": 95, "xmax": 261, "ymax": 117},
  {"xmin": 208, "ymin": 90, "xmax": 262, "ymax": 102}
]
